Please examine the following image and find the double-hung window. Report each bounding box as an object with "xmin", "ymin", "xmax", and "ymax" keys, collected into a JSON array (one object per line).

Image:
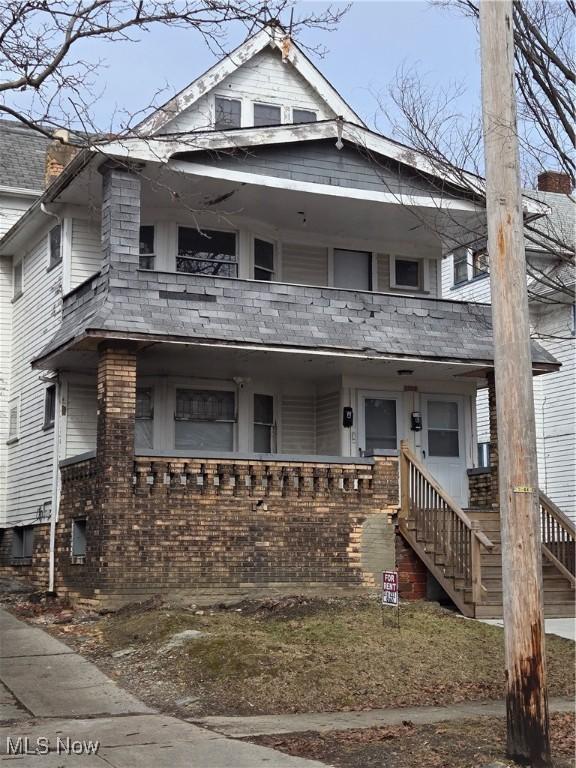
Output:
[
  {"xmin": 43, "ymin": 385, "xmax": 56, "ymax": 430},
  {"xmin": 177, "ymin": 228, "xmax": 237, "ymax": 277},
  {"xmin": 453, "ymin": 248, "xmax": 469, "ymax": 285},
  {"xmin": 254, "ymin": 394, "xmax": 274, "ymax": 453},
  {"xmin": 7, "ymin": 396, "xmax": 19, "ymax": 443},
  {"xmin": 139, "ymin": 226, "xmax": 155, "ymax": 270},
  {"xmin": 174, "ymin": 389, "xmax": 236, "ymax": 451},
  {"xmin": 254, "ymin": 239, "xmax": 275, "ymax": 281},
  {"xmin": 135, "ymin": 388, "xmax": 154, "ymax": 450},
  {"xmin": 215, "ymin": 96, "xmax": 241, "ymax": 130}
]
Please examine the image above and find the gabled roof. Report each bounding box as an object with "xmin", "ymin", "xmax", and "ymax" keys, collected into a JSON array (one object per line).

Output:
[
  {"xmin": 0, "ymin": 119, "xmax": 49, "ymax": 194},
  {"xmin": 136, "ymin": 26, "xmax": 364, "ymax": 135}
]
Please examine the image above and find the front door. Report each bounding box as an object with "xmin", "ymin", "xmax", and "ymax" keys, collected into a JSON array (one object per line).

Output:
[
  {"xmin": 421, "ymin": 395, "xmax": 468, "ymax": 506},
  {"xmin": 358, "ymin": 392, "xmax": 400, "ymax": 454}
]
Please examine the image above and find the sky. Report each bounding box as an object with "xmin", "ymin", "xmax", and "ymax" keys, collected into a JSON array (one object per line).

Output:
[{"xmin": 61, "ymin": 0, "xmax": 482, "ymax": 137}]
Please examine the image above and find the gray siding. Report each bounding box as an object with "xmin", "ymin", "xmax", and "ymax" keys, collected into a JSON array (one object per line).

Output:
[
  {"xmin": 316, "ymin": 392, "xmax": 340, "ymax": 455},
  {"xmin": 70, "ymin": 218, "xmax": 102, "ymax": 290},
  {"xmin": 281, "ymin": 394, "xmax": 316, "ymax": 454}
]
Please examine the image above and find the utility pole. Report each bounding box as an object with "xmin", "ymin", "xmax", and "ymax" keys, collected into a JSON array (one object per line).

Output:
[{"xmin": 479, "ymin": 2, "xmax": 551, "ymax": 766}]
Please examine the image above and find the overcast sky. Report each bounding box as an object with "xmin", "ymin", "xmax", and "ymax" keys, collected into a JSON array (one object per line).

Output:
[{"xmin": 77, "ymin": 1, "xmax": 481, "ymax": 136}]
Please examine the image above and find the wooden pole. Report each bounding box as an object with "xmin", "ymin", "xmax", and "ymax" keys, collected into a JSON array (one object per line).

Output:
[{"xmin": 479, "ymin": 2, "xmax": 551, "ymax": 765}]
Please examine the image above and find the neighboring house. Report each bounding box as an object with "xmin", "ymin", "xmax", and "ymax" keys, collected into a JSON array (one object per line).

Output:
[
  {"xmin": 442, "ymin": 174, "xmax": 576, "ymax": 519},
  {"xmin": 0, "ymin": 28, "xmax": 572, "ymax": 617}
]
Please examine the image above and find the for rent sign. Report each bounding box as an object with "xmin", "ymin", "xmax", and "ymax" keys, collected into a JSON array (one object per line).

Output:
[{"xmin": 381, "ymin": 570, "xmax": 399, "ymax": 606}]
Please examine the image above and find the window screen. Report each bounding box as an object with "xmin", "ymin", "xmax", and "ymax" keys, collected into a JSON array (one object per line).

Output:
[
  {"xmin": 293, "ymin": 109, "xmax": 316, "ymax": 124},
  {"xmin": 254, "ymin": 239, "xmax": 274, "ymax": 281},
  {"xmin": 72, "ymin": 519, "xmax": 87, "ymax": 558},
  {"xmin": 215, "ymin": 97, "xmax": 241, "ymax": 130},
  {"xmin": 44, "ymin": 385, "xmax": 56, "ymax": 430},
  {"xmin": 334, "ymin": 249, "xmax": 371, "ymax": 290},
  {"xmin": 254, "ymin": 394, "xmax": 274, "ymax": 453},
  {"xmin": 453, "ymin": 249, "xmax": 468, "ymax": 284},
  {"xmin": 428, "ymin": 401, "xmax": 460, "ymax": 457},
  {"xmin": 364, "ymin": 398, "xmax": 397, "ymax": 452},
  {"xmin": 139, "ymin": 225, "xmax": 155, "ymax": 270},
  {"xmin": 49, "ymin": 224, "xmax": 62, "ymax": 268},
  {"xmin": 395, "ymin": 258, "xmax": 420, "ymax": 288},
  {"xmin": 135, "ymin": 388, "xmax": 154, "ymax": 450},
  {"xmin": 175, "ymin": 389, "xmax": 235, "ymax": 451},
  {"xmin": 254, "ymin": 103, "xmax": 281, "ymax": 127},
  {"xmin": 177, "ymin": 228, "xmax": 237, "ymax": 277}
]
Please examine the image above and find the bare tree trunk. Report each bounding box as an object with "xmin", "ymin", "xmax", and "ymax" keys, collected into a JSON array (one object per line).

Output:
[{"xmin": 479, "ymin": 1, "xmax": 551, "ymax": 765}]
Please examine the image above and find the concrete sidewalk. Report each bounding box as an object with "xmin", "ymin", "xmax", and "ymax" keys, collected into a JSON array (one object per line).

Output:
[
  {"xmin": 194, "ymin": 697, "xmax": 575, "ymax": 738},
  {"xmin": 0, "ymin": 608, "xmax": 327, "ymax": 767}
]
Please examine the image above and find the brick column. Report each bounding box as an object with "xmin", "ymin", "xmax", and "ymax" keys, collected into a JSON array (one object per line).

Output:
[
  {"xmin": 99, "ymin": 161, "xmax": 141, "ymax": 278},
  {"xmin": 487, "ymin": 372, "xmax": 500, "ymax": 508}
]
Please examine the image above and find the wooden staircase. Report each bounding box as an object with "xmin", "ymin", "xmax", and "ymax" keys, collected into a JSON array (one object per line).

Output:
[{"xmin": 399, "ymin": 441, "xmax": 575, "ymax": 619}]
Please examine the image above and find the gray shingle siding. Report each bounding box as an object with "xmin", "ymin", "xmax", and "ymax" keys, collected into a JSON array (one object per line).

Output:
[{"xmin": 38, "ymin": 269, "xmax": 557, "ymax": 367}]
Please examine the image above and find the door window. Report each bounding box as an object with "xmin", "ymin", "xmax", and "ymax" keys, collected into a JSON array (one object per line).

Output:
[
  {"xmin": 364, "ymin": 398, "xmax": 397, "ymax": 451},
  {"xmin": 334, "ymin": 249, "xmax": 371, "ymax": 290},
  {"xmin": 427, "ymin": 401, "xmax": 459, "ymax": 457}
]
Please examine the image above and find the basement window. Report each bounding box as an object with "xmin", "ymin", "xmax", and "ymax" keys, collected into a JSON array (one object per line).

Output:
[
  {"xmin": 177, "ymin": 227, "xmax": 237, "ymax": 277},
  {"xmin": 254, "ymin": 103, "xmax": 282, "ymax": 127},
  {"xmin": 175, "ymin": 389, "xmax": 235, "ymax": 451},
  {"xmin": 71, "ymin": 519, "xmax": 87, "ymax": 562},
  {"xmin": 12, "ymin": 526, "xmax": 33, "ymax": 564},
  {"xmin": 48, "ymin": 224, "xmax": 62, "ymax": 269},
  {"xmin": 139, "ymin": 225, "xmax": 155, "ymax": 270},
  {"xmin": 293, "ymin": 108, "xmax": 316, "ymax": 124},
  {"xmin": 43, "ymin": 384, "xmax": 56, "ymax": 430},
  {"xmin": 215, "ymin": 96, "xmax": 241, "ymax": 130}
]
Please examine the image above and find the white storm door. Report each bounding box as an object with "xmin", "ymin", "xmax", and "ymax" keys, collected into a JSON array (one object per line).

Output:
[
  {"xmin": 422, "ymin": 395, "xmax": 467, "ymax": 506},
  {"xmin": 357, "ymin": 392, "xmax": 400, "ymax": 455}
]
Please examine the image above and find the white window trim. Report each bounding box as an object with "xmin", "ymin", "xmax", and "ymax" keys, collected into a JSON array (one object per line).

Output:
[
  {"xmin": 7, "ymin": 394, "xmax": 21, "ymax": 443},
  {"xmin": 12, "ymin": 258, "xmax": 23, "ymax": 300},
  {"xmin": 252, "ymin": 235, "xmax": 278, "ymax": 281},
  {"xmin": 175, "ymin": 223, "xmax": 239, "ymax": 277},
  {"xmin": 389, "ymin": 255, "xmax": 428, "ymax": 292}
]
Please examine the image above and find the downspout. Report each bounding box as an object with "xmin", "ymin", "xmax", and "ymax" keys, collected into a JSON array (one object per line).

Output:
[{"xmin": 40, "ymin": 202, "xmax": 63, "ymax": 594}]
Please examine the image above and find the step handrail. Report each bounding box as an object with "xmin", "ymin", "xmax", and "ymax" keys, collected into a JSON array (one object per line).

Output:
[
  {"xmin": 400, "ymin": 441, "xmax": 494, "ymax": 549},
  {"xmin": 539, "ymin": 490, "xmax": 575, "ymax": 585}
]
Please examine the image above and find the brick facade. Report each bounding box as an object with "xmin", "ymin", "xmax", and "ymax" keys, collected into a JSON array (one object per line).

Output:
[
  {"xmin": 0, "ymin": 524, "xmax": 51, "ymax": 589},
  {"xmin": 395, "ymin": 530, "xmax": 428, "ymax": 600}
]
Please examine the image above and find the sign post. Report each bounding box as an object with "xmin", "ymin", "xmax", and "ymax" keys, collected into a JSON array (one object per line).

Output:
[{"xmin": 381, "ymin": 570, "xmax": 400, "ymax": 629}]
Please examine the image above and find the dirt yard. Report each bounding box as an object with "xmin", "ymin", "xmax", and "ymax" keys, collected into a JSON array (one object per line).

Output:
[
  {"xmin": 3, "ymin": 592, "xmax": 573, "ymax": 720},
  {"xmin": 249, "ymin": 713, "xmax": 576, "ymax": 768}
]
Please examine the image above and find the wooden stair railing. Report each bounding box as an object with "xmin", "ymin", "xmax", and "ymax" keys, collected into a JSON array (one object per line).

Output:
[
  {"xmin": 399, "ymin": 440, "xmax": 494, "ymax": 610},
  {"xmin": 539, "ymin": 491, "xmax": 575, "ymax": 587}
]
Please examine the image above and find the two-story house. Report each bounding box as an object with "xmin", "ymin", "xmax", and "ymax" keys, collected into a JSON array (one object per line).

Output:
[
  {"xmin": 442, "ymin": 174, "xmax": 575, "ymax": 520},
  {"xmin": 0, "ymin": 28, "xmax": 573, "ymax": 618}
]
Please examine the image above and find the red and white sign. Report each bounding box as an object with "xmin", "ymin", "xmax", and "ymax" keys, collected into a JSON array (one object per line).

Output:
[{"xmin": 382, "ymin": 570, "xmax": 399, "ymax": 606}]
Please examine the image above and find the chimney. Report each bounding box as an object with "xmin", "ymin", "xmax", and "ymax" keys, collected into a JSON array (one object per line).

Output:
[
  {"xmin": 537, "ymin": 170, "xmax": 573, "ymax": 195},
  {"xmin": 44, "ymin": 129, "xmax": 79, "ymax": 188}
]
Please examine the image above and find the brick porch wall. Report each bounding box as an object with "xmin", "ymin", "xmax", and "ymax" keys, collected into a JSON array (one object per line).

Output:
[{"xmin": 0, "ymin": 524, "xmax": 51, "ymax": 590}]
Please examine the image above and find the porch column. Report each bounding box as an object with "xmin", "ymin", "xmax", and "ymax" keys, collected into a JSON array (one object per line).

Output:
[
  {"xmin": 487, "ymin": 371, "xmax": 500, "ymax": 508},
  {"xmin": 99, "ymin": 161, "xmax": 141, "ymax": 277},
  {"xmin": 96, "ymin": 342, "xmax": 137, "ymax": 482}
]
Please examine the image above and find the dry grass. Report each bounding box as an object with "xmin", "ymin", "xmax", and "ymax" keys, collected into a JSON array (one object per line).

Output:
[{"xmin": 53, "ymin": 596, "xmax": 575, "ymax": 717}]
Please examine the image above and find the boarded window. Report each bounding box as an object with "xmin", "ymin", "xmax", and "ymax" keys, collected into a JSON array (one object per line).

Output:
[
  {"xmin": 254, "ymin": 239, "xmax": 275, "ymax": 281},
  {"xmin": 135, "ymin": 388, "xmax": 154, "ymax": 450},
  {"xmin": 49, "ymin": 224, "xmax": 62, "ymax": 268},
  {"xmin": 254, "ymin": 103, "xmax": 281, "ymax": 127},
  {"xmin": 334, "ymin": 249, "xmax": 371, "ymax": 290},
  {"xmin": 174, "ymin": 389, "xmax": 235, "ymax": 451},
  {"xmin": 293, "ymin": 109, "xmax": 316, "ymax": 124},
  {"xmin": 139, "ymin": 225, "xmax": 155, "ymax": 270},
  {"xmin": 215, "ymin": 96, "xmax": 241, "ymax": 130},
  {"xmin": 177, "ymin": 228, "xmax": 237, "ymax": 277},
  {"xmin": 12, "ymin": 526, "xmax": 33, "ymax": 562},
  {"xmin": 72, "ymin": 519, "xmax": 87, "ymax": 559},
  {"xmin": 254, "ymin": 394, "xmax": 274, "ymax": 453}
]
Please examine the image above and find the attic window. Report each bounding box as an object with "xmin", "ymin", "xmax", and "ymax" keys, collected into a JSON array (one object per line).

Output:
[
  {"xmin": 215, "ymin": 96, "xmax": 241, "ymax": 130},
  {"xmin": 254, "ymin": 103, "xmax": 281, "ymax": 127},
  {"xmin": 293, "ymin": 109, "xmax": 316, "ymax": 124}
]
